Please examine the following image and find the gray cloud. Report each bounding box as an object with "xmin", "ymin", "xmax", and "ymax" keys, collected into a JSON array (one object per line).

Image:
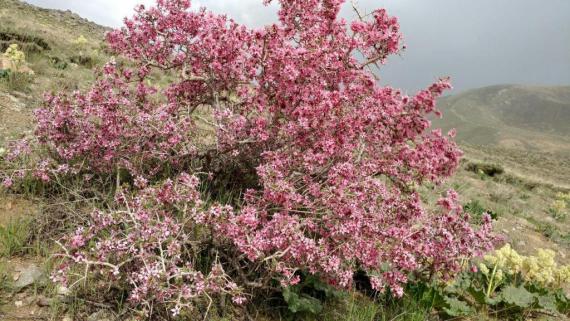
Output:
[{"xmin": 24, "ymin": 0, "xmax": 570, "ymax": 93}]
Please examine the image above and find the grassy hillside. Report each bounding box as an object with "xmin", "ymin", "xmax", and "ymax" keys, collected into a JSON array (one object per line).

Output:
[
  {"xmin": 433, "ymin": 85, "xmax": 570, "ymax": 155},
  {"xmin": 429, "ymin": 85, "xmax": 570, "ymax": 267},
  {"xmin": 0, "ymin": 0, "xmax": 109, "ymax": 95},
  {"xmin": 0, "ymin": 0, "xmax": 111, "ymax": 145},
  {"xmin": 0, "ymin": 0, "xmax": 108, "ymax": 54}
]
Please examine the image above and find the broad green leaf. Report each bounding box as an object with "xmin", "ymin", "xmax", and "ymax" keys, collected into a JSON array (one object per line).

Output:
[
  {"xmin": 467, "ymin": 286, "xmax": 487, "ymax": 305},
  {"xmin": 537, "ymin": 294, "xmax": 558, "ymax": 312},
  {"xmin": 282, "ymin": 287, "xmax": 323, "ymax": 314},
  {"xmin": 500, "ymin": 285, "xmax": 536, "ymax": 308},
  {"xmin": 443, "ymin": 296, "xmax": 474, "ymax": 317}
]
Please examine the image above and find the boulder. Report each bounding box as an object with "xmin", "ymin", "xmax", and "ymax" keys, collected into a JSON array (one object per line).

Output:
[{"xmin": 13, "ymin": 264, "xmax": 45, "ymax": 290}]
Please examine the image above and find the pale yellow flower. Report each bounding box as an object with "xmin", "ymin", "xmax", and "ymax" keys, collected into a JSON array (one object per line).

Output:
[
  {"xmin": 479, "ymin": 263, "xmax": 490, "ymax": 276},
  {"xmin": 4, "ymin": 44, "xmax": 25, "ymax": 66},
  {"xmin": 73, "ymin": 35, "xmax": 88, "ymax": 47},
  {"xmin": 484, "ymin": 244, "xmax": 570, "ymax": 288}
]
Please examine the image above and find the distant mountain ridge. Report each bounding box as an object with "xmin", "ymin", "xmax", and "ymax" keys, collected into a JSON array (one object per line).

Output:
[{"xmin": 432, "ymin": 84, "xmax": 570, "ymax": 155}]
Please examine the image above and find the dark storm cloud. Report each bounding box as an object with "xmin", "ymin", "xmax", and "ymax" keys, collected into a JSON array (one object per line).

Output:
[
  {"xmin": 24, "ymin": 0, "xmax": 570, "ymax": 93},
  {"xmin": 353, "ymin": 0, "xmax": 570, "ymax": 93}
]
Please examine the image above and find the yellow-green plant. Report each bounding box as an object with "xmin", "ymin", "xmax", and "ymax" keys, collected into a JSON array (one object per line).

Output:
[
  {"xmin": 481, "ymin": 244, "xmax": 570, "ymax": 290},
  {"xmin": 550, "ymin": 193, "xmax": 569, "ymax": 219},
  {"xmin": 72, "ymin": 35, "xmax": 88, "ymax": 47},
  {"xmin": 557, "ymin": 192, "xmax": 570, "ymax": 201},
  {"xmin": 1, "ymin": 43, "xmax": 33, "ymax": 91},
  {"xmin": 3, "ymin": 43, "xmax": 26, "ymax": 70},
  {"xmin": 435, "ymin": 244, "xmax": 570, "ymax": 318},
  {"xmin": 479, "ymin": 244, "xmax": 521, "ymax": 299}
]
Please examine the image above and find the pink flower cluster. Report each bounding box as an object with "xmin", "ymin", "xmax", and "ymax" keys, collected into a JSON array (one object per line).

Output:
[
  {"xmin": 54, "ymin": 174, "xmax": 245, "ymax": 316},
  {"xmin": 34, "ymin": 61, "xmax": 197, "ymax": 178},
  {"xmin": 15, "ymin": 0, "xmax": 496, "ymax": 316}
]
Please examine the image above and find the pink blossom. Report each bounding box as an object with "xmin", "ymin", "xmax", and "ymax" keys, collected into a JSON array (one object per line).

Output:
[{"xmin": 2, "ymin": 178, "xmax": 13, "ymax": 188}]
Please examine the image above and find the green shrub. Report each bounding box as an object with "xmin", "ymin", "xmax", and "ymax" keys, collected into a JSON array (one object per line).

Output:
[
  {"xmin": 539, "ymin": 223, "xmax": 559, "ymax": 239},
  {"xmin": 465, "ymin": 161, "xmax": 504, "ymax": 177},
  {"xmin": 69, "ymin": 54, "xmax": 94, "ymax": 68},
  {"xmin": 0, "ymin": 68, "xmax": 9, "ymax": 79},
  {"xmin": 50, "ymin": 56, "xmax": 68, "ymax": 70},
  {"xmin": 282, "ymin": 274, "xmax": 342, "ymax": 318},
  {"xmin": 464, "ymin": 199, "xmax": 499, "ymax": 223},
  {"xmin": 1, "ymin": 71, "xmax": 33, "ymax": 92},
  {"xmin": 549, "ymin": 193, "xmax": 569, "ymax": 220}
]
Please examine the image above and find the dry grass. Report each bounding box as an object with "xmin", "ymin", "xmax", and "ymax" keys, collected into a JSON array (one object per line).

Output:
[{"xmin": 420, "ymin": 145, "xmax": 570, "ymax": 265}]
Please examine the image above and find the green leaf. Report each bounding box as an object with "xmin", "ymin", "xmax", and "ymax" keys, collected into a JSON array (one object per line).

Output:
[
  {"xmin": 485, "ymin": 295, "xmax": 502, "ymax": 306},
  {"xmin": 555, "ymin": 291, "xmax": 570, "ymax": 313},
  {"xmin": 467, "ymin": 286, "xmax": 487, "ymax": 305},
  {"xmin": 500, "ymin": 285, "xmax": 536, "ymax": 308},
  {"xmin": 419, "ymin": 287, "xmax": 446, "ymax": 310},
  {"xmin": 282, "ymin": 287, "xmax": 323, "ymax": 314},
  {"xmin": 537, "ymin": 294, "xmax": 558, "ymax": 312},
  {"xmin": 445, "ymin": 274, "xmax": 471, "ymax": 294},
  {"xmin": 443, "ymin": 296, "xmax": 474, "ymax": 317},
  {"xmin": 304, "ymin": 275, "xmax": 341, "ymax": 298}
]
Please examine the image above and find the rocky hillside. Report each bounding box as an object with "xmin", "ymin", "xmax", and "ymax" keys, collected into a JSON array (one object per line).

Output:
[
  {"xmin": 433, "ymin": 84, "xmax": 570, "ymax": 155},
  {"xmin": 1, "ymin": 0, "xmax": 108, "ymax": 52},
  {"xmin": 0, "ymin": 0, "xmax": 112, "ymax": 143},
  {"xmin": 0, "ymin": 0, "xmax": 109, "ymax": 96}
]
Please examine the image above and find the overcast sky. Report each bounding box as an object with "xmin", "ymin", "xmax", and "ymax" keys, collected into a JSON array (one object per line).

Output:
[{"xmin": 24, "ymin": 0, "xmax": 570, "ymax": 94}]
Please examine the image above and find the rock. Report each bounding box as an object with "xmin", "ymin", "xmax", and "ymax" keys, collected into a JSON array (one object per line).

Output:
[
  {"xmin": 57, "ymin": 285, "xmax": 71, "ymax": 296},
  {"xmin": 87, "ymin": 310, "xmax": 113, "ymax": 321},
  {"xmin": 14, "ymin": 300, "xmax": 23, "ymax": 307},
  {"xmin": 62, "ymin": 315, "xmax": 73, "ymax": 321},
  {"xmin": 13, "ymin": 265, "xmax": 45, "ymax": 290},
  {"xmin": 36, "ymin": 295, "xmax": 53, "ymax": 307}
]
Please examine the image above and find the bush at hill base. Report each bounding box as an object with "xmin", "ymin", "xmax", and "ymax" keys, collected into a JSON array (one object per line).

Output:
[{"xmin": 2, "ymin": 0, "xmax": 499, "ymax": 317}]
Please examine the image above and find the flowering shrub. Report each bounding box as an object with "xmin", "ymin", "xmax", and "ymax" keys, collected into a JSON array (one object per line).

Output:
[
  {"xmin": 34, "ymin": 61, "xmax": 198, "ymax": 178},
  {"xmin": 54, "ymin": 173, "xmax": 245, "ymax": 317},
  {"xmin": 7, "ymin": 0, "xmax": 498, "ymax": 317}
]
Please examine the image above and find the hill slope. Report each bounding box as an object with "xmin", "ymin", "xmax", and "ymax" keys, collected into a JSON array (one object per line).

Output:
[
  {"xmin": 0, "ymin": 0, "xmax": 109, "ymax": 97},
  {"xmin": 0, "ymin": 0, "xmax": 111, "ymax": 143},
  {"xmin": 433, "ymin": 84, "xmax": 570, "ymax": 155},
  {"xmin": 1, "ymin": 0, "xmax": 108, "ymax": 53}
]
